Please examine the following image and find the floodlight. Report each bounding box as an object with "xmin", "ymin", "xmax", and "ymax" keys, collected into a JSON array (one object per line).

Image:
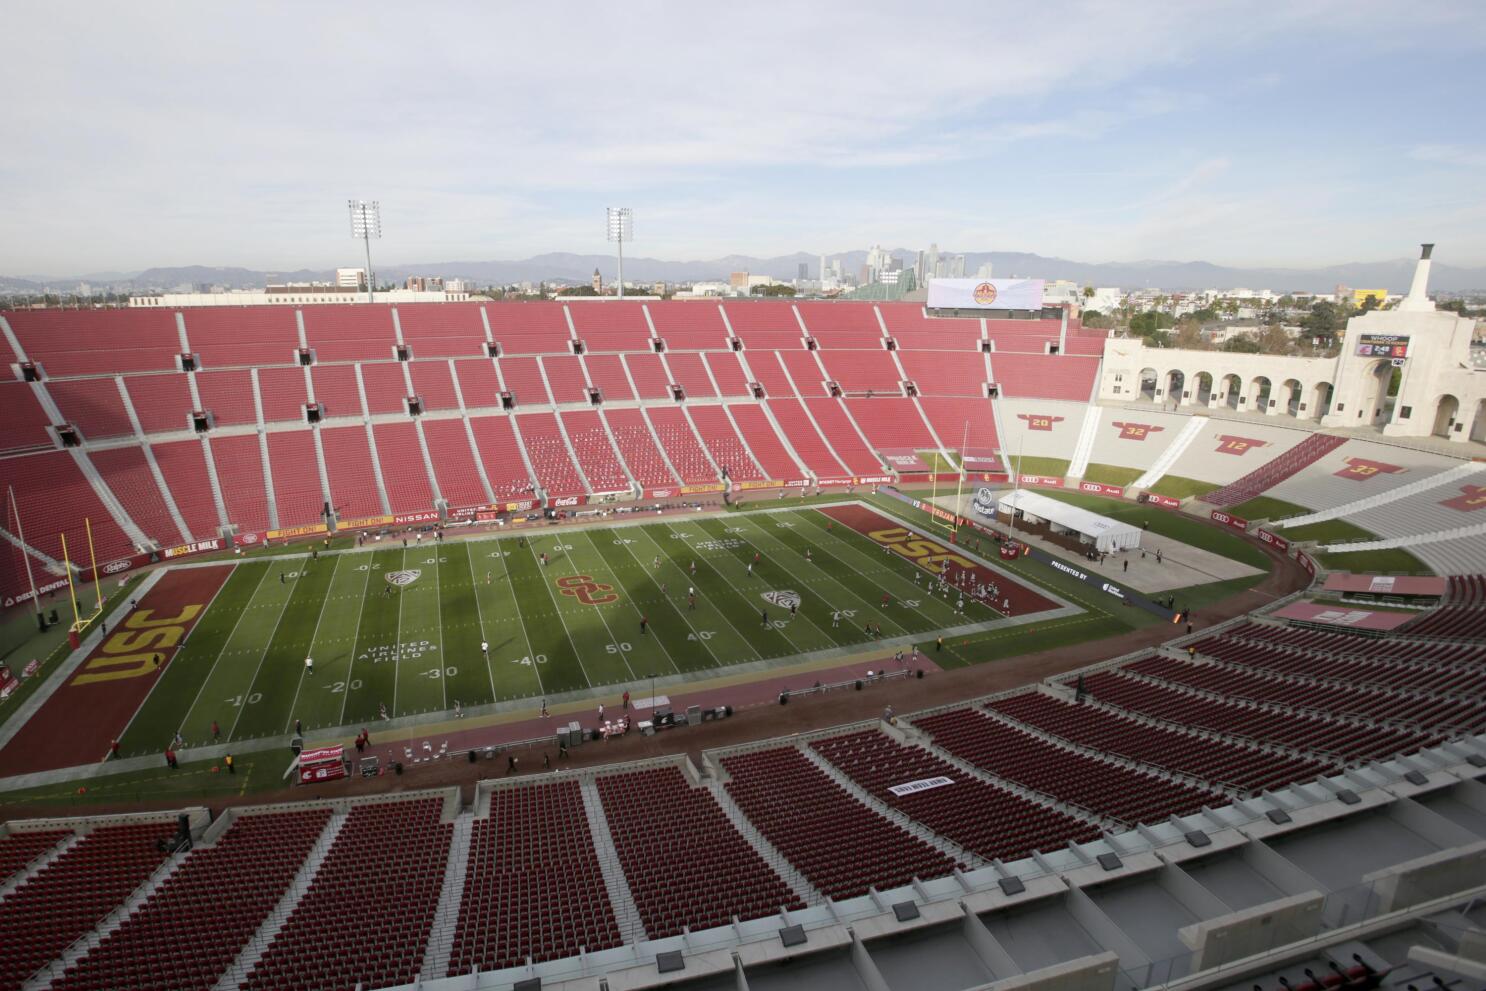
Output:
[
  {"xmin": 348, "ymin": 199, "xmax": 382, "ymax": 302},
  {"xmin": 606, "ymin": 207, "xmax": 633, "ymax": 299}
]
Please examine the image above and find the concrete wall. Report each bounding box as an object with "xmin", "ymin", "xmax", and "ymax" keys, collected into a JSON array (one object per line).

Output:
[
  {"xmin": 973, "ymin": 951, "xmax": 1120, "ymax": 991},
  {"xmin": 1361, "ymin": 840, "xmax": 1486, "ymax": 914},
  {"xmin": 1176, "ymin": 891, "xmax": 1324, "ymax": 970}
]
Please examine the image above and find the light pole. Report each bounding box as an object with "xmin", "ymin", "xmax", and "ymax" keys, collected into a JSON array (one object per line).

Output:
[
  {"xmin": 606, "ymin": 207, "xmax": 632, "ymax": 299},
  {"xmin": 348, "ymin": 200, "xmax": 382, "ymax": 304}
]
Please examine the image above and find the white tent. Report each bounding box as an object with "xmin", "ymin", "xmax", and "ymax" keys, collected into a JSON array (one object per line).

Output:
[{"xmin": 994, "ymin": 489, "xmax": 1142, "ymax": 553}]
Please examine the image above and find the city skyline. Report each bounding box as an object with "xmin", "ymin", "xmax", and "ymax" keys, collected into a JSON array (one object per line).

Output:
[{"xmin": 2, "ymin": 1, "xmax": 1484, "ymax": 274}]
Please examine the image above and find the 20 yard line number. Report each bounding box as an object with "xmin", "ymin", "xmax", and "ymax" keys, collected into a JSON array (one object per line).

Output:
[{"xmin": 324, "ymin": 679, "xmax": 364, "ymax": 694}]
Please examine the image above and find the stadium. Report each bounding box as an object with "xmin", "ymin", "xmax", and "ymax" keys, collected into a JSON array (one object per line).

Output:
[{"xmin": 0, "ymin": 239, "xmax": 1484, "ymax": 991}]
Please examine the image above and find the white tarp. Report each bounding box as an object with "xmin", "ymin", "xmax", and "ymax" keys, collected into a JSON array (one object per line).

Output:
[
  {"xmin": 927, "ymin": 277, "xmax": 1045, "ymax": 311},
  {"xmin": 995, "ymin": 488, "xmax": 1142, "ymax": 553}
]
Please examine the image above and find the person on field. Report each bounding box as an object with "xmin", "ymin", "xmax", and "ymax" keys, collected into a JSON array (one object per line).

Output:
[
  {"xmin": 165, "ymin": 748, "xmax": 178, "ymax": 770},
  {"xmin": 109, "ymin": 739, "xmax": 120, "ymax": 759},
  {"xmin": 304, "ymin": 656, "xmax": 313, "ymax": 676},
  {"xmin": 622, "ymin": 690, "xmax": 630, "ymax": 710},
  {"xmin": 295, "ymin": 718, "xmax": 303, "ymax": 736},
  {"xmin": 481, "ymin": 640, "xmax": 489, "ymax": 658},
  {"xmin": 832, "ymin": 610, "xmax": 840, "ymax": 627},
  {"xmin": 639, "ymin": 615, "xmax": 648, "ymax": 634},
  {"xmin": 211, "ymin": 720, "xmax": 220, "ymax": 742},
  {"xmin": 224, "ymin": 753, "xmax": 234, "ymax": 774}
]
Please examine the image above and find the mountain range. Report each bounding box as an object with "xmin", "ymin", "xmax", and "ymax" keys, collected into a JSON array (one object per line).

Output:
[{"xmin": 3, "ymin": 249, "xmax": 1483, "ymax": 294}]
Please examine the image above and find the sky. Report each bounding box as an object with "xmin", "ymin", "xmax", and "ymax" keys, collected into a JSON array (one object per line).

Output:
[{"xmin": 2, "ymin": 0, "xmax": 1484, "ymax": 276}]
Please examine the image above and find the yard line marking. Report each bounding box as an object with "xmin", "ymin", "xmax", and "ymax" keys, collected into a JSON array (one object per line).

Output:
[
  {"xmin": 228, "ymin": 566, "xmax": 305, "ymax": 741},
  {"xmin": 577, "ymin": 529, "xmax": 678, "ymax": 678},
  {"xmin": 660, "ymin": 519, "xmax": 815, "ymax": 654},
  {"xmin": 392, "ymin": 548, "xmax": 407, "ymax": 716},
  {"xmin": 281, "ymin": 553, "xmax": 345, "ymax": 734},
  {"xmin": 335, "ymin": 555, "xmax": 377, "ymax": 728},
  {"xmin": 461, "ymin": 543, "xmax": 503, "ymax": 702},
  {"xmin": 726, "ymin": 513, "xmax": 888, "ymax": 634},
  {"xmin": 521, "ymin": 537, "xmax": 594, "ymax": 690},
  {"xmin": 175, "ymin": 564, "xmax": 272, "ymax": 742},
  {"xmin": 118, "ymin": 565, "xmax": 237, "ymax": 749},
  {"xmin": 613, "ymin": 525, "xmax": 745, "ymax": 666},
  {"xmin": 432, "ymin": 548, "xmax": 447, "ymax": 712}
]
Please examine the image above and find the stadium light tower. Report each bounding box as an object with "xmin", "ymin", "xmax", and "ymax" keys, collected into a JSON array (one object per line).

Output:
[
  {"xmin": 348, "ymin": 199, "xmax": 382, "ymax": 303},
  {"xmin": 606, "ymin": 207, "xmax": 632, "ymax": 299}
]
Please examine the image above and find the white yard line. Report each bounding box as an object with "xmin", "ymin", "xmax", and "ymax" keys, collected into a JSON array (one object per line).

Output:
[
  {"xmin": 577, "ymin": 529, "xmax": 678, "ymax": 678},
  {"xmin": 391, "ymin": 548, "xmax": 407, "ymax": 716},
  {"xmin": 227, "ymin": 568, "xmax": 305, "ymax": 740},
  {"xmin": 631, "ymin": 524, "xmax": 761, "ymax": 658},
  {"xmin": 432, "ymin": 548, "xmax": 447, "ymax": 711},
  {"xmin": 522, "ymin": 538, "xmax": 596, "ymax": 689},
  {"xmin": 281, "ymin": 554, "xmax": 345, "ymax": 734},
  {"xmin": 461, "ymin": 544, "xmax": 502, "ymax": 702},
  {"xmin": 175, "ymin": 565, "xmax": 272, "ymax": 743},
  {"xmin": 334, "ymin": 556, "xmax": 376, "ymax": 727},
  {"xmin": 608, "ymin": 527, "xmax": 736, "ymax": 667},
  {"xmin": 117, "ymin": 566, "xmax": 235, "ymax": 749}
]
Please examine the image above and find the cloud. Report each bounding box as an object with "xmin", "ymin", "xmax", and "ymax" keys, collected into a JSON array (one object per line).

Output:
[
  {"xmin": 1410, "ymin": 145, "xmax": 1486, "ymax": 169},
  {"xmin": 2, "ymin": 1, "xmax": 1485, "ymax": 271}
]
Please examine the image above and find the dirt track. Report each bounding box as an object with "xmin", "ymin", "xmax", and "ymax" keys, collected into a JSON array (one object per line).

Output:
[{"xmin": 4, "ymin": 513, "xmax": 1307, "ymax": 821}]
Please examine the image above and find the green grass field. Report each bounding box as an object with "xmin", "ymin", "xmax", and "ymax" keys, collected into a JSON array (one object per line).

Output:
[
  {"xmin": 109, "ymin": 504, "xmax": 1046, "ymax": 758},
  {"xmin": 1008, "ymin": 456, "xmax": 1071, "ymax": 478},
  {"xmin": 1081, "ymin": 464, "xmax": 1144, "ymax": 487},
  {"xmin": 1314, "ymin": 547, "xmax": 1433, "ymax": 575},
  {"xmin": 1277, "ymin": 517, "xmax": 1377, "ymax": 543},
  {"xmin": 1147, "ymin": 475, "xmax": 1219, "ymax": 500},
  {"xmin": 1227, "ymin": 495, "xmax": 1310, "ymax": 521}
]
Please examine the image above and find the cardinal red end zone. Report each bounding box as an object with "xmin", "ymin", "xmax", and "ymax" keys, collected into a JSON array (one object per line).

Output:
[
  {"xmin": 818, "ymin": 504, "xmax": 1059, "ymax": 615},
  {"xmin": 0, "ymin": 566, "xmax": 230, "ymax": 776}
]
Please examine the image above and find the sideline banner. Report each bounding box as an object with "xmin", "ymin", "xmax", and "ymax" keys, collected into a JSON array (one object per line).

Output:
[
  {"xmin": 1210, "ymin": 510, "xmax": 1249, "ymax": 531},
  {"xmin": 1141, "ymin": 493, "xmax": 1181, "ymax": 509},
  {"xmin": 1257, "ymin": 528, "xmax": 1289, "ymax": 552},
  {"xmin": 1077, "ymin": 481, "xmax": 1124, "ymax": 498},
  {"xmin": 927, "ymin": 278, "xmax": 1045, "ymax": 311}
]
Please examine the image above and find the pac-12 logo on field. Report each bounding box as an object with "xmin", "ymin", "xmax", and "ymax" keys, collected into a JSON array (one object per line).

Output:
[
  {"xmin": 973, "ymin": 282, "xmax": 998, "ymax": 305},
  {"xmin": 761, "ymin": 590, "xmax": 801, "ymax": 609},
  {"xmin": 385, "ymin": 569, "xmax": 422, "ymax": 587}
]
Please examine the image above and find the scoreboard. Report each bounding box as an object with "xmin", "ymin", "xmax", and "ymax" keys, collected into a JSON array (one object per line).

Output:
[{"xmin": 1355, "ymin": 333, "xmax": 1409, "ymax": 359}]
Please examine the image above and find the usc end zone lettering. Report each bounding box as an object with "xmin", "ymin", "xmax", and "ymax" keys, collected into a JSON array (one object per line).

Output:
[
  {"xmin": 866, "ymin": 527, "xmax": 976, "ymax": 576},
  {"xmin": 71, "ymin": 604, "xmax": 204, "ymax": 686},
  {"xmin": 556, "ymin": 574, "xmax": 618, "ymax": 605}
]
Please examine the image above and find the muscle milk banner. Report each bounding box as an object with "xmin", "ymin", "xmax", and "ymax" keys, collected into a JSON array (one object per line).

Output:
[{"xmin": 927, "ymin": 278, "xmax": 1046, "ymax": 311}]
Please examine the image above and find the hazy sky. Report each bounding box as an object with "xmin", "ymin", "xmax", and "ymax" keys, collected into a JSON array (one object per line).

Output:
[{"xmin": 3, "ymin": 1, "xmax": 1484, "ymax": 275}]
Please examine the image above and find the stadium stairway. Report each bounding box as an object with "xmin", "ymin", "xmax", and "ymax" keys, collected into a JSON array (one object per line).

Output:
[
  {"xmin": 212, "ymin": 808, "xmax": 347, "ymax": 991},
  {"xmin": 755, "ymin": 402, "xmax": 814, "ymax": 480},
  {"xmin": 417, "ymin": 813, "xmax": 473, "ymax": 982},
  {"xmin": 1277, "ymin": 460, "xmax": 1486, "ymax": 529},
  {"xmin": 114, "ymin": 383, "xmax": 193, "ymax": 542},
  {"xmin": 1132, "ymin": 415, "xmax": 1207, "ymax": 491},
  {"xmin": 795, "ymin": 742, "xmax": 987, "ymax": 869},
  {"xmin": 0, "ymin": 832, "xmax": 81, "ymax": 902},
  {"xmin": 412, "ymin": 419, "xmax": 447, "ymax": 507},
  {"xmin": 195, "ymin": 435, "xmax": 233, "ymax": 532},
  {"xmin": 1204, "ymin": 432, "xmax": 1348, "ymax": 507},
  {"xmin": 29, "ymin": 838, "xmax": 191, "ymax": 988},
  {"xmin": 576, "ymin": 777, "xmax": 646, "ymax": 944},
  {"xmin": 68, "ymin": 447, "xmax": 151, "ymax": 551},
  {"xmin": 1065, "ymin": 405, "xmax": 1103, "ymax": 479},
  {"xmin": 701, "ymin": 775, "xmax": 822, "ymax": 907},
  {"xmin": 895, "ymin": 720, "xmax": 1120, "ymax": 833},
  {"xmin": 446, "ymin": 374, "xmax": 500, "ymax": 505},
  {"xmin": 502, "ymin": 414, "xmax": 547, "ymax": 504}
]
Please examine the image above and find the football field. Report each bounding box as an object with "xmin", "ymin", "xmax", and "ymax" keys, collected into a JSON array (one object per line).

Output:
[{"xmin": 58, "ymin": 502, "xmax": 1072, "ymax": 759}]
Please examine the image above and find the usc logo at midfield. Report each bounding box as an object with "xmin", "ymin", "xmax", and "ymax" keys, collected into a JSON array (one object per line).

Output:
[{"xmin": 556, "ymin": 574, "xmax": 618, "ymax": 605}]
